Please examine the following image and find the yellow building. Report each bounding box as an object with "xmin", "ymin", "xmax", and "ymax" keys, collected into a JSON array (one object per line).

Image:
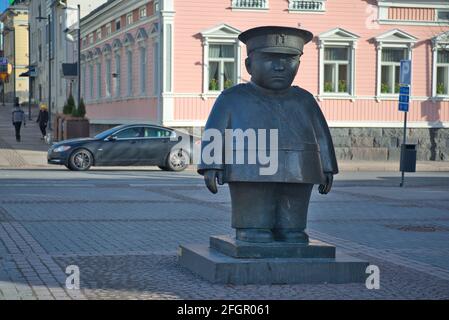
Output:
[{"xmin": 0, "ymin": 4, "xmax": 29, "ymax": 104}]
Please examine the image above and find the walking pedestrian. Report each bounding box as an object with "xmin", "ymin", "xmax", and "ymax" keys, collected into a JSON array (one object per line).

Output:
[
  {"xmin": 12, "ymin": 100, "xmax": 26, "ymax": 142},
  {"xmin": 36, "ymin": 103, "xmax": 49, "ymax": 140}
]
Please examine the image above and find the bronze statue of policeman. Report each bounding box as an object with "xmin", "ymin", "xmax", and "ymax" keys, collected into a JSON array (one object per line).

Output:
[{"xmin": 198, "ymin": 26, "xmax": 338, "ymax": 244}]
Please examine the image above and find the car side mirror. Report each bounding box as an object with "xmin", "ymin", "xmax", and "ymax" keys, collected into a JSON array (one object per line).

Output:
[{"xmin": 107, "ymin": 135, "xmax": 117, "ymax": 141}]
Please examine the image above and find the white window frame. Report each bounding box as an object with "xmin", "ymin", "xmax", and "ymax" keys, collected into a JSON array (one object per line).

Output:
[
  {"xmin": 207, "ymin": 44, "xmax": 237, "ymax": 92},
  {"xmin": 318, "ymin": 28, "xmax": 360, "ymax": 101},
  {"xmin": 432, "ymin": 31, "xmax": 449, "ymax": 99},
  {"xmin": 114, "ymin": 53, "xmax": 121, "ymax": 98},
  {"xmin": 126, "ymin": 49, "xmax": 133, "ymax": 96},
  {"xmin": 375, "ymin": 29, "xmax": 416, "ymax": 101},
  {"xmin": 126, "ymin": 13, "xmax": 133, "ymax": 26},
  {"xmin": 200, "ymin": 24, "xmax": 241, "ymax": 97},
  {"xmin": 105, "ymin": 57, "xmax": 112, "ymax": 98},
  {"xmin": 106, "ymin": 23, "xmax": 112, "ymax": 36},
  {"xmin": 96, "ymin": 59, "xmax": 102, "ymax": 99},
  {"xmin": 139, "ymin": 6, "xmax": 147, "ymax": 19},
  {"xmin": 96, "ymin": 29, "xmax": 102, "ymax": 41},
  {"xmin": 322, "ymin": 47, "xmax": 350, "ymax": 95},
  {"xmin": 139, "ymin": 45, "xmax": 147, "ymax": 95},
  {"xmin": 88, "ymin": 33, "xmax": 94, "ymax": 44},
  {"xmin": 89, "ymin": 64, "xmax": 94, "ymax": 100}
]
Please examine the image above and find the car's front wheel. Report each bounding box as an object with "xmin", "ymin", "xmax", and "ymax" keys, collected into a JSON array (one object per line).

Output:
[
  {"xmin": 166, "ymin": 149, "xmax": 189, "ymax": 172},
  {"xmin": 68, "ymin": 149, "xmax": 93, "ymax": 171}
]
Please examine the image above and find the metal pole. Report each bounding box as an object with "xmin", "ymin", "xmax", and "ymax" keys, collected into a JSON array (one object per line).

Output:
[
  {"xmin": 400, "ymin": 110, "xmax": 407, "ymax": 187},
  {"xmin": 28, "ymin": 23, "xmax": 31, "ymax": 120},
  {"xmin": 77, "ymin": 4, "xmax": 81, "ymax": 107},
  {"xmin": 13, "ymin": 28, "xmax": 16, "ymax": 105},
  {"xmin": 48, "ymin": 14, "xmax": 52, "ymax": 134}
]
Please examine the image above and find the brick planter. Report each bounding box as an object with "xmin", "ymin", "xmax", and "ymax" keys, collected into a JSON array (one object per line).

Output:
[{"xmin": 54, "ymin": 114, "xmax": 90, "ymax": 142}]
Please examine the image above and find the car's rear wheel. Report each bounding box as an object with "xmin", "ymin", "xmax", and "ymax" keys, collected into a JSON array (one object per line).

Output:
[
  {"xmin": 166, "ymin": 149, "xmax": 189, "ymax": 172},
  {"xmin": 68, "ymin": 149, "xmax": 93, "ymax": 171}
]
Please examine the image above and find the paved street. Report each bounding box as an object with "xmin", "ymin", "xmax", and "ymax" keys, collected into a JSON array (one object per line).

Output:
[
  {"xmin": 1, "ymin": 103, "xmax": 449, "ymax": 300},
  {"xmin": 0, "ymin": 167, "xmax": 449, "ymax": 300}
]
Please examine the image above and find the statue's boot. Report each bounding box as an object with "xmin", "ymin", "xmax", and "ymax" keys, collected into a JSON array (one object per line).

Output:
[
  {"xmin": 236, "ymin": 228, "xmax": 273, "ymax": 243},
  {"xmin": 273, "ymin": 229, "xmax": 309, "ymax": 243}
]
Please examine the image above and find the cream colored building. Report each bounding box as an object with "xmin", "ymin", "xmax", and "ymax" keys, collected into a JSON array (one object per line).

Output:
[{"xmin": 0, "ymin": 4, "xmax": 29, "ymax": 104}]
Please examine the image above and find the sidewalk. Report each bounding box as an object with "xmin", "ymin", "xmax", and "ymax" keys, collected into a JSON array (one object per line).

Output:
[
  {"xmin": 0, "ymin": 103, "xmax": 50, "ymax": 168},
  {"xmin": 0, "ymin": 103, "xmax": 449, "ymax": 171}
]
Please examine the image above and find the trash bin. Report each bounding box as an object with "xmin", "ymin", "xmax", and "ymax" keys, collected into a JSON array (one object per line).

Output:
[{"xmin": 400, "ymin": 143, "xmax": 417, "ymax": 172}]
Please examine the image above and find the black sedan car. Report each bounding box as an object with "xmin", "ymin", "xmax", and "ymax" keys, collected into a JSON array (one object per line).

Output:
[{"xmin": 48, "ymin": 124, "xmax": 199, "ymax": 171}]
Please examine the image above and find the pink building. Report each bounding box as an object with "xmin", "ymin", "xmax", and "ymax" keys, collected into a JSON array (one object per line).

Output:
[{"xmin": 80, "ymin": 0, "xmax": 449, "ymax": 161}]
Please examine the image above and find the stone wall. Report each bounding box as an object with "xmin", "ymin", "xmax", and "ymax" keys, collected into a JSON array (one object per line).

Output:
[
  {"xmin": 331, "ymin": 128, "xmax": 449, "ymax": 161},
  {"xmin": 176, "ymin": 126, "xmax": 449, "ymax": 162}
]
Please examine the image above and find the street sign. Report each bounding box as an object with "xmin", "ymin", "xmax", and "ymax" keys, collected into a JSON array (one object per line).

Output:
[
  {"xmin": 400, "ymin": 60, "xmax": 411, "ymax": 85},
  {"xmin": 399, "ymin": 86, "xmax": 410, "ymax": 96},
  {"xmin": 398, "ymin": 84, "xmax": 410, "ymax": 112},
  {"xmin": 399, "ymin": 102, "xmax": 409, "ymax": 112}
]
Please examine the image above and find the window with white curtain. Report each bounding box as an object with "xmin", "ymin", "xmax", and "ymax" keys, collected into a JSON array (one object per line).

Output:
[
  {"xmin": 105, "ymin": 58, "xmax": 112, "ymax": 97},
  {"xmin": 323, "ymin": 47, "xmax": 350, "ymax": 94},
  {"xmin": 380, "ymin": 48, "xmax": 407, "ymax": 95},
  {"xmin": 140, "ymin": 47, "xmax": 147, "ymax": 95},
  {"xmin": 127, "ymin": 50, "xmax": 133, "ymax": 96},
  {"xmin": 208, "ymin": 44, "xmax": 236, "ymax": 92},
  {"xmin": 436, "ymin": 49, "xmax": 449, "ymax": 96},
  {"xmin": 115, "ymin": 54, "xmax": 121, "ymax": 97}
]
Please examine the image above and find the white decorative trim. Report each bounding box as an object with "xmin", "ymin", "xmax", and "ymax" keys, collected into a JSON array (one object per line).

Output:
[
  {"xmin": 318, "ymin": 28, "xmax": 360, "ymax": 98},
  {"xmin": 161, "ymin": 120, "xmax": 449, "ymax": 129},
  {"xmin": 288, "ymin": 0, "xmax": 326, "ymax": 13},
  {"xmin": 200, "ymin": 23, "xmax": 242, "ymax": 95},
  {"xmin": 431, "ymin": 31, "xmax": 449, "ymax": 98},
  {"xmin": 89, "ymin": 119, "xmax": 160, "ymax": 125},
  {"xmin": 164, "ymin": 120, "xmax": 207, "ymax": 128},
  {"xmin": 378, "ymin": 20, "xmax": 449, "ymax": 26},
  {"xmin": 377, "ymin": 1, "xmax": 449, "ymax": 9},
  {"xmin": 231, "ymin": 0, "xmax": 269, "ymax": 10},
  {"xmin": 375, "ymin": 29, "xmax": 416, "ymax": 98},
  {"xmin": 328, "ymin": 121, "xmax": 449, "ymax": 129}
]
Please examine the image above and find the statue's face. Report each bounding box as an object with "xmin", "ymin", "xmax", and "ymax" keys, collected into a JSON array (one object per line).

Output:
[{"xmin": 246, "ymin": 51, "xmax": 300, "ymax": 91}]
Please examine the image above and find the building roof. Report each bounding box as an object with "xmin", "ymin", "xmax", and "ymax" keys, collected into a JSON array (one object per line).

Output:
[{"xmin": 80, "ymin": 0, "xmax": 117, "ymax": 24}]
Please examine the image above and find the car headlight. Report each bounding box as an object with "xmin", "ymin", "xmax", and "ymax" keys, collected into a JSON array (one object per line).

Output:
[{"xmin": 53, "ymin": 145, "xmax": 72, "ymax": 153}]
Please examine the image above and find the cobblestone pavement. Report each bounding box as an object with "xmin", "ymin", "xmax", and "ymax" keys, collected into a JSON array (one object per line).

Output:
[{"xmin": 0, "ymin": 169, "xmax": 449, "ymax": 300}]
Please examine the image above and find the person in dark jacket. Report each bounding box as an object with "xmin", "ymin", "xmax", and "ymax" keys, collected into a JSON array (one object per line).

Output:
[
  {"xmin": 12, "ymin": 101, "xmax": 26, "ymax": 142},
  {"xmin": 36, "ymin": 103, "xmax": 49, "ymax": 140}
]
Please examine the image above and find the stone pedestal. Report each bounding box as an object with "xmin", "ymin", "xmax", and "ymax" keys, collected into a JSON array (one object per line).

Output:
[{"xmin": 178, "ymin": 235, "xmax": 369, "ymax": 285}]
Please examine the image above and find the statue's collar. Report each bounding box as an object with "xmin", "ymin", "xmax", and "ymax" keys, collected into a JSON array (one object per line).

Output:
[{"xmin": 248, "ymin": 81, "xmax": 292, "ymax": 96}]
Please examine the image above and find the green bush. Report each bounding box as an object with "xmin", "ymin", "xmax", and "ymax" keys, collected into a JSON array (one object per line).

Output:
[
  {"xmin": 78, "ymin": 98, "xmax": 86, "ymax": 118},
  {"xmin": 63, "ymin": 103, "xmax": 72, "ymax": 115},
  {"xmin": 64, "ymin": 94, "xmax": 76, "ymax": 116}
]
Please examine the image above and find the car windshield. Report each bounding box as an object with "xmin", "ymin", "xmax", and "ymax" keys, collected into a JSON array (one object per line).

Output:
[{"xmin": 94, "ymin": 126, "xmax": 125, "ymax": 139}]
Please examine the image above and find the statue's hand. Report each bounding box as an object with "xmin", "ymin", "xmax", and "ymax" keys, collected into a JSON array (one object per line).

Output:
[
  {"xmin": 203, "ymin": 170, "xmax": 224, "ymax": 194},
  {"xmin": 318, "ymin": 173, "xmax": 333, "ymax": 195}
]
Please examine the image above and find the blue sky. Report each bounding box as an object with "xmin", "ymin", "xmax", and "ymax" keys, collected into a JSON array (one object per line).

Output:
[{"xmin": 0, "ymin": 0, "xmax": 8, "ymax": 14}]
